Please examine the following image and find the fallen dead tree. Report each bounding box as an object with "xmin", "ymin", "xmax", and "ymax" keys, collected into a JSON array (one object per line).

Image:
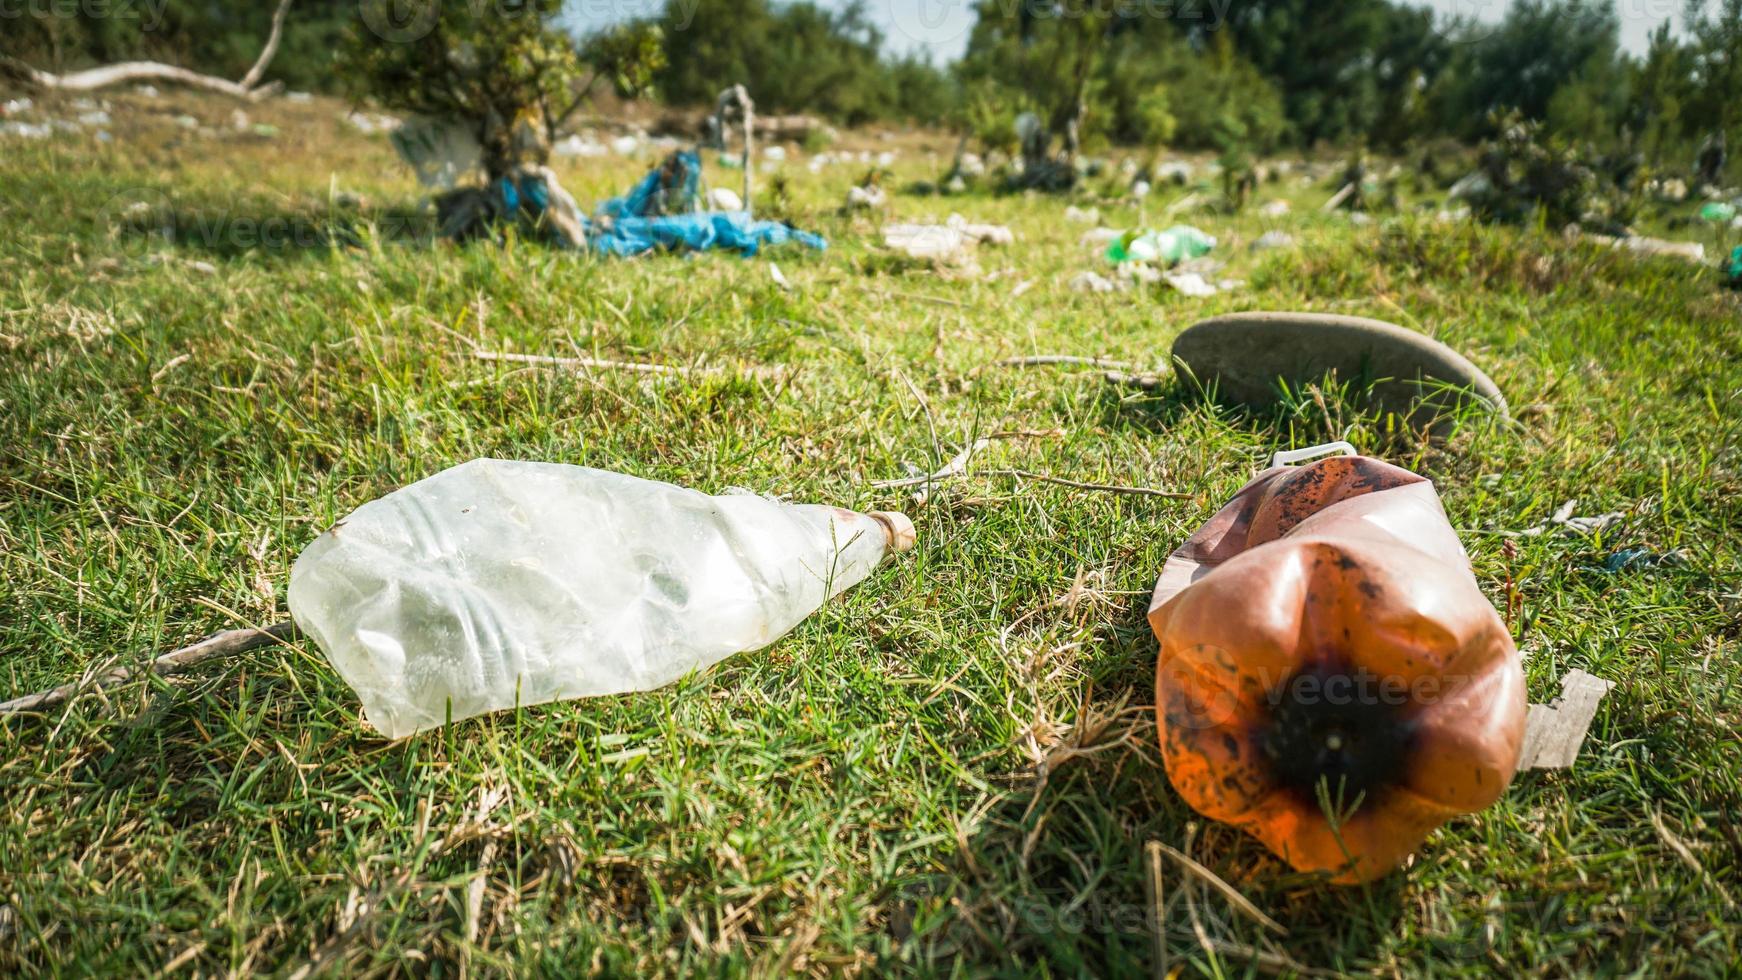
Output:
[{"xmin": 0, "ymin": 0, "xmax": 292, "ymax": 101}]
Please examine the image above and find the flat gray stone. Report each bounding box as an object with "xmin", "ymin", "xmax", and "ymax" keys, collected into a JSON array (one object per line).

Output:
[{"xmin": 1172, "ymin": 312, "xmax": 1508, "ymax": 420}]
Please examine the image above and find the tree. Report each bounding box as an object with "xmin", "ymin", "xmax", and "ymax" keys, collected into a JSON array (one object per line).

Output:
[
  {"xmin": 339, "ymin": 0, "xmax": 661, "ymax": 179},
  {"xmin": 0, "ymin": 0, "xmax": 353, "ymax": 96},
  {"xmin": 1432, "ymin": 0, "xmax": 1627, "ymax": 142},
  {"xmin": 1684, "ymin": 0, "xmax": 1742, "ymax": 179}
]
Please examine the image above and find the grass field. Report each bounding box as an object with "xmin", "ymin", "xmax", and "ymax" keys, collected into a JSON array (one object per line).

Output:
[{"xmin": 2, "ymin": 90, "xmax": 1740, "ymax": 976}]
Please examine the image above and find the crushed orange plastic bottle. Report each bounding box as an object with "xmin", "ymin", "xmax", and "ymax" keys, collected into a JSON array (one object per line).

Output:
[{"xmin": 1149, "ymin": 446, "xmax": 1526, "ymax": 883}]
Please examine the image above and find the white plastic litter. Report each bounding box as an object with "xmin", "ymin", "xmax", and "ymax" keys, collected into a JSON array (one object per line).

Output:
[
  {"xmin": 707, "ymin": 186, "xmax": 743, "ymax": 211},
  {"xmin": 553, "ymin": 134, "xmax": 607, "ymax": 158},
  {"xmin": 845, "ymin": 184, "xmax": 887, "ymax": 210},
  {"xmin": 288, "ymin": 459, "xmax": 915, "ymax": 738},
  {"xmin": 390, "ymin": 116, "xmax": 483, "ymax": 189}
]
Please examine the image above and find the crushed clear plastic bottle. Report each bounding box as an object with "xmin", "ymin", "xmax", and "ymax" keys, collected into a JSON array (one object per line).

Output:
[{"xmin": 288, "ymin": 459, "xmax": 915, "ymax": 738}]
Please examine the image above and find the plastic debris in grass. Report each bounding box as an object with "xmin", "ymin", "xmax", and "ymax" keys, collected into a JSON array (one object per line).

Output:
[
  {"xmin": 1106, "ymin": 225, "xmax": 1215, "ymax": 265},
  {"xmin": 883, "ymin": 215, "xmax": 1013, "ymax": 260},
  {"xmin": 589, "ymin": 211, "xmax": 826, "ymax": 258},
  {"xmin": 390, "ymin": 116, "xmax": 482, "ymax": 190},
  {"xmin": 288, "ymin": 459, "xmax": 915, "ymax": 738},
  {"xmin": 598, "ymin": 150, "xmax": 703, "ymax": 219},
  {"xmin": 1588, "ymin": 547, "xmax": 1689, "ymax": 574},
  {"xmin": 1726, "ymin": 246, "xmax": 1742, "ymax": 289},
  {"xmin": 1698, "ymin": 201, "xmax": 1737, "ymax": 223}
]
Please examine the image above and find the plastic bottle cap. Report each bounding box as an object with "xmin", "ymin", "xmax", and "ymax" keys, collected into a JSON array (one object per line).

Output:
[{"xmin": 869, "ymin": 511, "xmax": 917, "ymax": 553}]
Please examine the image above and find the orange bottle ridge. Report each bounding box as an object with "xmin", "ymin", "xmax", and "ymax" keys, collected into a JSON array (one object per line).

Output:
[{"xmin": 1148, "ymin": 450, "xmax": 1527, "ymax": 884}]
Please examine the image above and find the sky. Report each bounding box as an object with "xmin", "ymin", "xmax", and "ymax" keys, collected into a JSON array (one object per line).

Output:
[{"xmin": 560, "ymin": 0, "xmax": 1687, "ymax": 62}]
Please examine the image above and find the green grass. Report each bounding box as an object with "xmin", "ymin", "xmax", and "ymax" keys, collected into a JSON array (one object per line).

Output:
[{"xmin": 2, "ymin": 90, "xmax": 1740, "ymax": 976}]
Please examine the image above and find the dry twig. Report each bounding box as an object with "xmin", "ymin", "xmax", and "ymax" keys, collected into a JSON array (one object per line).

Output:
[{"xmin": 2, "ymin": 621, "xmax": 298, "ymax": 715}]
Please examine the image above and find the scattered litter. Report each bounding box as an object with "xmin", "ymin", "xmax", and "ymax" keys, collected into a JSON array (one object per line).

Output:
[
  {"xmin": 769, "ymin": 262, "xmax": 793, "ymax": 291},
  {"xmin": 1252, "ymin": 230, "xmax": 1295, "ymax": 250},
  {"xmin": 345, "ymin": 111, "xmax": 401, "ymax": 135},
  {"xmin": 1322, "ymin": 182, "xmax": 1357, "ymax": 211},
  {"xmin": 594, "ymin": 208, "xmax": 823, "ymax": 257},
  {"xmin": 1647, "ymin": 176, "xmax": 1688, "ymax": 202},
  {"xmin": 553, "ymin": 134, "xmax": 607, "ymax": 157},
  {"xmin": 1160, "ymin": 271, "xmax": 1220, "ymax": 297},
  {"xmin": 389, "ymin": 116, "xmax": 483, "ymax": 189},
  {"xmin": 1080, "ymin": 227, "xmax": 1122, "ymax": 249},
  {"xmin": 1698, "ymin": 201, "xmax": 1736, "ymax": 223},
  {"xmin": 763, "ymin": 145, "xmax": 786, "ymax": 161},
  {"xmin": 707, "ymin": 186, "xmax": 742, "ymax": 211},
  {"xmin": 1448, "ymin": 170, "xmax": 1492, "ymax": 201},
  {"xmin": 1348, "ymin": 211, "xmax": 1374, "ymax": 226},
  {"xmin": 1118, "ymin": 262, "xmax": 1164, "ymax": 286},
  {"xmin": 884, "ymin": 223, "xmax": 966, "ymax": 260},
  {"xmin": 1589, "ymin": 547, "xmax": 1687, "ymax": 574},
  {"xmin": 174, "ymin": 114, "xmax": 199, "ymax": 129},
  {"xmin": 1511, "ymin": 499, "xmax": 1625, "ymax": 537},
  {"xmin": 77, "ymin": 109, "xmax": 111, "ymax": 127},
  {"xmin": 1149, "ymin": 446, "xmax": 1527, "ymax": 883},
  {"xmin": 1070, "ymin": 270, "xmax": 1119, "ymax": 293},
  {"xmin": 845, "ymin": 184, "xmax": 886, "ymax": 210},
  {"xmin": 3, "ymin": 97, "xmax": 35, "ymax": 115},
  {"xmin": 1107, "ymin": 225, "xmax": 1215, "ymax": 265},
  {"xmin": 1258, "ymin": 199, "xmax": 1290, "ymax": 217},
  {"xmin": 1131, "ymin": 180, "xmax": 1151, "ymax": 200},
  {"xmin": 229, "ymin": 108, "xmax": 249, "ymax": 131},
  {"xmin": 1725, "ymin": 246, "xmax": 1742, "ymax": 289},
  {"xmin": 957, "ymin": 152, "xmax": 985, "ymax": 177},
  {"xmin": 1155, "ymin": 161, "xmax": 1193, "ymax": 182},
  {"xmin": 1, "ymin": 121, "xmax": 50, "ymax": 139},
  {"xmin": 287, "ymin": 459, "xmax": 915, "ymax": 737},
  {"xmin": 1065, "ymin": 205, "xmax": 1101, "ymax": 224},
  {"xmin": 585, "ymin": 152, "xmax": 824, "ymax": 257},
  {"xmin": 610, "ymin": 134, "xmax": 641, "ymax": 156},
  {"xmin": 1584, "ymin": 232, "xmax": 1706, "ymax": 264},
  {"xmin": 882, "ymin": 215, "xmax": 1011, "ymax": 259},
  {"xmin": 1518, "ymin": 669, "xmax": 1614, "ymax": 769},
  {"xmin": 952, "ymin": 215, "xmax": 1013, "ymax": 245},
  {"xmin": 285, "ymin": 91, "xmax": 313, "ymax": 104}
]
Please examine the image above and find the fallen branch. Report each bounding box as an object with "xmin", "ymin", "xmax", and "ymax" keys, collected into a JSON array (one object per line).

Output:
[
  {"xmin": 1, "ymin": 621, "xmax": 298, "ymax": 716},
  {"xmin": 472, "ymin": 348, "xmax": 786, "ymax": 381},
  {"xmin": 474, "ymin": 349, "xmax": 681, "ymax": 375},
  {"xmin": 871, "ymin": 438, "xmax": 989, "ymax": 490},
  {"xmin": 980, "ymin": 354, "xmax": 1143, "ymax": 374},
  {"xmin": 1, "ymin": 0, "xmax": 294, "ymax": 100},
  {"xmin": 984, "ymin": 470, "xmax": 1192, "ymax": 500}
]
